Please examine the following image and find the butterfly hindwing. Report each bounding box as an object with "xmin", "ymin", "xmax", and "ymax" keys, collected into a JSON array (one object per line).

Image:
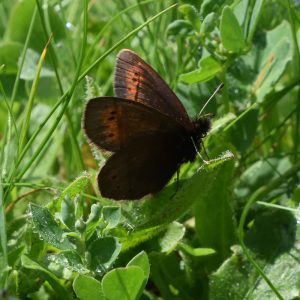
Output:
[{"xmin": 98, "ymin": 133, "xmax": 184, "ymax": 200}]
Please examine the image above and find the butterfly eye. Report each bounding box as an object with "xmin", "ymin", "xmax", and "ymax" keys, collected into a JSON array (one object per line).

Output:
[{"xmin": 107, "ymin": 116, "xmax": 115, "ymax": 121}]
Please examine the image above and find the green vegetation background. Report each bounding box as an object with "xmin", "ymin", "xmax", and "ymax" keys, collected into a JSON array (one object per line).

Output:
[{"xmin": 0, "ymin": 0, "xmax": 299, "ymax": 299}]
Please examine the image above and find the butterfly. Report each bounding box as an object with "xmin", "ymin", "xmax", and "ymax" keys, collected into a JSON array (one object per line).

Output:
[{"xmin": 83, "ymin": 49, "xmax": 212, "ymax": 200}]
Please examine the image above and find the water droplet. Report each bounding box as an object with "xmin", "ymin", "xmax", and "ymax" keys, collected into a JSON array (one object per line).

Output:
[{"xmin": 66, "ymin": 22, "xmax": 73, "ymax": 29}]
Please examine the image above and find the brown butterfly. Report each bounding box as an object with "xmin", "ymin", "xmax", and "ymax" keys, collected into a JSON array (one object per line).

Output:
[{"xmin": 83, "ymin": 49, "xmax": 212, "ymax": 200}]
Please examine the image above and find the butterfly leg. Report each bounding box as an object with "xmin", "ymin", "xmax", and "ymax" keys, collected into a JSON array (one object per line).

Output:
[
  {"xmin": 202, "ymin": 143, "xmax": 210, "ymax": 160},
  {"xmin": 190, "ymin": 137, "xmax": 227, "ymax": 171},
  {"xmin": 197, "ymin": 151, "xmax": 235, "ymax": 172},
  {"xmin": 190, "ymin": 137, "xmax": 209, "ymax": 165}
]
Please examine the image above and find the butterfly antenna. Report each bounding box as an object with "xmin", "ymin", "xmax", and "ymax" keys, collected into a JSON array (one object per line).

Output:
[{"xmin": 198, "ymin": 83, "xmax": 224, "ymax": 117}]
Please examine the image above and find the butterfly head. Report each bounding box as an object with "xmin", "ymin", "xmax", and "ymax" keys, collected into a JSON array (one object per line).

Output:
[
  {"xmin": 192, "ymin": 115, "xmax": 211, "ymax": 141},
  {"xmin": 179, "ymin": 116, "xmax": 211, "ymax": 163}
]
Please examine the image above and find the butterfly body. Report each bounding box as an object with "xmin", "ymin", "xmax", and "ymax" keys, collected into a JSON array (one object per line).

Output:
[{"xmin": 83, "ymin": 49, "xmax": 211, "ymax": 200}]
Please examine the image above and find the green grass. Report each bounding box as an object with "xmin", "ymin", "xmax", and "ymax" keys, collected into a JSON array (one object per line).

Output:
[{"xmin": 0, "ymin": 0, "xmax": 299, "ymax": 299}]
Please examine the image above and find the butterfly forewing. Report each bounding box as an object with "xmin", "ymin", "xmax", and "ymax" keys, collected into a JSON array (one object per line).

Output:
[
  {"xmin": 83, "ymin": 97, "xmax": 186, "ymax": 152},
  {"xmin": 98, "ymin": 133, "xmax": 184, "ymax": 200},
  {"xmin": 114, "ymin": 49, "xmax": 192, "ymax": 130}
]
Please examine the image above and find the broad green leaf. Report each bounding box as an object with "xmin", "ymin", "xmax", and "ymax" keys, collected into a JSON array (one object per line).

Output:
[
  {"xmin": 0, "ymin": 42, "xmax": 22, "ymax": 74},
  {"xmin": 127, "ymin": 251, "xmax": 150, "ymax": 280},
  {"xmin": 255, "ymin": 36, "xmax": 291, "ymax": 101},
  {"xmin": 201, "ymin": 12, "xmax": 217, "ymax": 34},
  {"xmin": 61, "ymin": 196, "xmax": 75, "ymax": 230},
  {"xmin": 194, "ymin": 158, "xmax": 236, "ymax": 269},
  {"xmin": 102, "ymin": 266, "xmax": 145, "ymax": 300},
  {"xmin": 21, "ymin": 255, "xmax": 72, "ymax": 300},
  {"xmin": 29, "ymin": 203, "xmax": 74, "ymax": 250},
  {"xmin": 89, "ymin": 237, "xmax": 121, "ymax": 274},
  {"xmin": 245, "ymin": 209, "xmax": 296, "ymax": 259},
  {"xmin": 180, "ymin": 56, "xmax": 222, "ymax": 84},
  {"xmin": 127, "ymin": 251, "xmax": 150, "ymax": 299},
  {"xmin": 86, "ymin": 203, "xmax": 102, "ymax": 224},
  {"xmin": 250, "ymin": 21, "xmax": 292, "ymax": 102},
  {"xmin": 210, "ymin": 209, "xmax": 299, "ymax": 299},
  {"xmin": 6, "ymin": 0, "xmax": 65, "ymax": 53},
  {"xmin": 220, "ymin": 6, "xmax": 246, "ymax": 52},
  {"xmin": 30, "ymin": 76, "xmax": 60, "ymax": 100},
  {"xmin": 251, "ymin": 247, "xmax": 300, "ymax": 299},
  {"xmin": 20, "ymin": 48, "xmax": 54, "ymax": 80},
  {"xmin": 102, "ymin": 206, "xmax": 121, "ymax": 229},
  {"xmin": 233, "ymin": 0, "xmax": 248, "ymax": 25},
  {"xmin": 47, "ymin": 251, "xmax": 88, "ymax": 274},
  {"xmin": 152, "ymin": 221, "xmax": 185, "ymax": 253},
  {"xmin": 209, "ymin": 246, "xmax": 257, "ymax": 300},
  {"xmin": 73, "ymin": 275, "xmax": 104, "ymax": 300},
  {"xmin": 85, "ymin": 203, "xmax": 102, "ymax": 239}
]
